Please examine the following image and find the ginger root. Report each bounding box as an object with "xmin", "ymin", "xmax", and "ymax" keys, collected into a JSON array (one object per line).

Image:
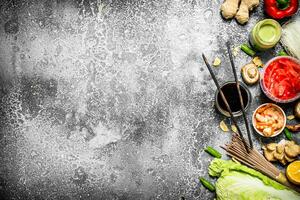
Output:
[
  {"xmin": 221, "ymin": 0, "xmax": 240, "ymax": 19},
  {"xmin": 221, "ymin": 0, "xmax": 260, "ymax": 24},
  {"xmin": 263, "ymin": 140, "xmax": 300, "ymax": 165}
]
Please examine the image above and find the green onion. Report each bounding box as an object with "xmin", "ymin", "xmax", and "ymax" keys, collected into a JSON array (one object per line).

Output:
[
  {"xmin": 277, "ymin": 50, "xmax": 288, "ymax": 56},
  {"xmin": 241, "ymin": 44, "xmax": 256, "ymax": 57},
  {"xmin": 284, "ymin": 128, "xmax": 292, "ymax": 140},
  {"xmin": 199, "ymin": 177, "xmax": 215, "ymax": 192},
  {"xmin": 205, "ymin": 146, "xmax": 222, "ymax": 158}
]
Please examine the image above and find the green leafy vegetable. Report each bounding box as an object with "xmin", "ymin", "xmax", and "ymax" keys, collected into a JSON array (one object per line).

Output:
[
  {"xmin": 199, "ymin": 177, "xmax": 215, "ymax": 192},
  {"xmin": 209, "ymin": 159, "xmax": 300, "ymax": 200},
  {"xmin": 205, "ymin": 146, "xmax": 222, "ymax": 158}
]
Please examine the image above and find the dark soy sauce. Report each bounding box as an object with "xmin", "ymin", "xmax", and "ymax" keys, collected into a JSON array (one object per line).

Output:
[{"xmin": 217, "ymin": 83, "xmax": 249, "ymax": 113}]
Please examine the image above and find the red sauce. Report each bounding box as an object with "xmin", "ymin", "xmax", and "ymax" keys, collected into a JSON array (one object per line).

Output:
[{"xmin": 263, "ymin": 57, "xmax": 300, "ymax": 100}]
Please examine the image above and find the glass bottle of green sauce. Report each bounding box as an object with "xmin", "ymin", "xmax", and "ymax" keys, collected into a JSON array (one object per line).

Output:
[{"xmin": 250, "ymin": 19, "xmax": 282, "ymax": 51}]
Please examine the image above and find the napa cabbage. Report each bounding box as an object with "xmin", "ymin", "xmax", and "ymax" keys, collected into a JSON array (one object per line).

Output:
[{"xmin": 209, "ymin": 159, "xmax": 300, "ymax": 200}]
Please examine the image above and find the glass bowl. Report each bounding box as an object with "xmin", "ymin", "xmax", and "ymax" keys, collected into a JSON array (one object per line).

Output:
[{"xmin": 260, "ymin": 56, "xmax": 300, "ymax": 103}]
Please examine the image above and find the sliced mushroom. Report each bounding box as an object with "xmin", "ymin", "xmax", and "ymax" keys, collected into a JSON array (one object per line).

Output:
[{"xmin": 241, "ymin": 63, "xmax": 259, "ymax": 85}]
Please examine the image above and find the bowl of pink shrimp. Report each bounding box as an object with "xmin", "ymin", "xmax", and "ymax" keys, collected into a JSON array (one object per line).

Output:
[{"xmin": 252, "ymin": 103, "xmax": 286, "ymax": 137}]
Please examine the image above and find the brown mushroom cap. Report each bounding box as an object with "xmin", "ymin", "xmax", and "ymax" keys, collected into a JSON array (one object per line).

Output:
[{"xmin": 241, "ymin": 63, "xmax": 259, "ymax": 85}]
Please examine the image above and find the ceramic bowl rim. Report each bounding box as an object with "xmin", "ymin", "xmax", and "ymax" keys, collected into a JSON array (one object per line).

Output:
[{"xmin": 252, "ymin": 103, "xmax": 286, "ymax": 138}]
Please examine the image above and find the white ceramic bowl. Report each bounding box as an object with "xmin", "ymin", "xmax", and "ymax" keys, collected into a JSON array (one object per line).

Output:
[{"xmin": 252, "ymin": 103, "xmax": 286, "ymax": 137}]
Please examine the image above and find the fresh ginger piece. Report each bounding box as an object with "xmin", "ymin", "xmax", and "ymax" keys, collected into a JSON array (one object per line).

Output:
[
  {"xmin": 284, "ymin": 145, "xmax": 300, "ymax": 158},
  {"xmin": 285, "ymin": 154, "xmax": 296, "ymax": 163},
  {"xmin": 274, "ymin": 151, "xmax": 284, "ymax": 161},
  {"xmin": 276, "ymin": 144, "xmax": 284, "ymax": 154},
  {"xmin": 286, "ymin": 140, "xmax": 296, "ymax": 147},
  {"xmin": 221, "ymin": 0, "xmax": 241, "ymax": 19},
  {"xmin": 279, "ymin": 157, "xmax": 288, "ymax": 165},
  {"xmin": 263, "ymin": 149, "xmax": 275, "ymax": 162},
  {"xmin": 265, "ymin": 143, "xmax": 277, "ymax": 151},
  {"xmin": 235, "ymin": 0, "xmax": 259, "ymax": 24}
]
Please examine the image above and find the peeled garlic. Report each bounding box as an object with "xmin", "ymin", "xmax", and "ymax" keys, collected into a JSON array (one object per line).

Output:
[
  {"xmin": 220, "ymin": 120, "xmax": 229, "ymax": 132},
  {"xmin": 213, "ymin": 57, "xmax": 221, "ymax": 67},
  {"xmin": 231, "ymin": 125, "xmax": 238, "ymax": 133},
  {"xmin": 232, "ymin": 47, "xmax": 240, "ymax": 57},
  {"xmin": 252, "ymin": 56, "xmax": 263, "ymax": 67}
]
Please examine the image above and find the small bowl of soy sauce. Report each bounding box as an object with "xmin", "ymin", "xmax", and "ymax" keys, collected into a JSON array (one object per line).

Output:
[{"xmin": 215, "ymin": 81, "xmax": 251, "ymax": 117}]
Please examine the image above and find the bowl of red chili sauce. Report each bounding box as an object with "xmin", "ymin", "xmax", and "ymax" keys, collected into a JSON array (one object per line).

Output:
[{"xmin": 261, "ymin": 56, "xmax": 300, "ymax": 103}]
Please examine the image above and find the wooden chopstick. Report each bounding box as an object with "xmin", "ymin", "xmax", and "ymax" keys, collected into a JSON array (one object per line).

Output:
[
  {"xmin": 226, "ymin": 41, "xmax": 253, "ymax": 149},
  {"xmin": 202, "ymin": 54, "xmax": 250, "ymax": 153}
]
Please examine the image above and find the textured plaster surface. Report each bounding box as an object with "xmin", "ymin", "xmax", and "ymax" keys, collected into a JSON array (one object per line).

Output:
[{"xmin": 0, "ymin": 0, "xmax": 299, "ymax": 199}]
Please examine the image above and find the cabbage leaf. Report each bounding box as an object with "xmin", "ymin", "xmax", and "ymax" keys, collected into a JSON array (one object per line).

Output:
[{"xmin": 209, "ymin": 159, "xmax": 300, "ymax": 200}]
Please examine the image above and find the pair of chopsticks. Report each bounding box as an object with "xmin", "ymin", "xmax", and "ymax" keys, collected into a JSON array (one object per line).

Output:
[{"xmin": 202, "ymin": 41, "xmax": 253, "ymax": 152}]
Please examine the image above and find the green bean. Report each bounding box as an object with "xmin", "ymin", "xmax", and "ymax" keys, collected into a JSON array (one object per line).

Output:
[
  {"xmin": 241, "ymin": 44, "xmax": 256, "ymax": 57},
  {"xmin": 284, "ymin": 128, "xmax": 292, "ymax": 140},
  {"xmin": 199, "ymin": 177, "xmax": 215, "ymax": 192},
  {"xmin": 205, "ymin": 146, "xmax": 222, "ymax": 158}
]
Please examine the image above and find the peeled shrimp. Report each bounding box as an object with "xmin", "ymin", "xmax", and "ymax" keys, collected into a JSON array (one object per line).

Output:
[
  {"xmin": 272, "ymin": 114, "xmax": 284, "ymax": 130},
  {"xmin": 255, "ymin": 104, "xmax": 284, "ymax": 136},
  {"xmin": 263, "ymin": 127, "xmax": 273, "ymax": 137},
  {"xmin": 255, "ymin": 113, "xmax": 275, "ymax": 124}
]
